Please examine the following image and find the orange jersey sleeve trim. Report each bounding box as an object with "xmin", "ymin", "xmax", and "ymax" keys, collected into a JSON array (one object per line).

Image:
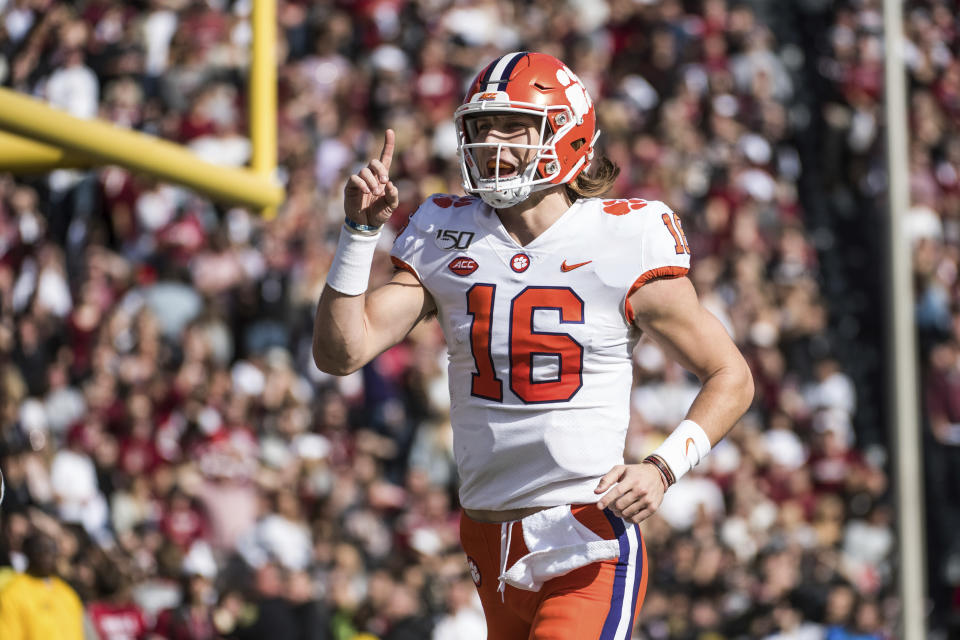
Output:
[
  {"xmin": 390, "ymin": 256, "xmax": 421, "ymax": 281},
  {"xmin": 624, "ymin": 266, "xmax": 689, "ymax": 324}
]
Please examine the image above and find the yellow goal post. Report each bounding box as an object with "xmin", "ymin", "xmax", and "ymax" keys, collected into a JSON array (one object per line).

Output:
[{"xmin": 0, "ymin": 0, "xmax": 282, "ymax": 216}]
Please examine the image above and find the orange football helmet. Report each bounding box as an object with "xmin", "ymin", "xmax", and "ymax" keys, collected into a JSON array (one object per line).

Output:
[{"xmin": 455, "ymin": 52, "xmax": 600, "ymax": 208}]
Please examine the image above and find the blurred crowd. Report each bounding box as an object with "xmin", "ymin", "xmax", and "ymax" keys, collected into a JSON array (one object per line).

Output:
[
  {"xmin": 0, "ymin": 0, "xmax": 952, "ymax": 638},
  {"xmin": 812, "ymin": 0, "xmax": 960, "ymax": 634}
]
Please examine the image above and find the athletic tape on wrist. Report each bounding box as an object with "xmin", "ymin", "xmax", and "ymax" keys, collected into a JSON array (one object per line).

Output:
[
  {"xmin": 326, "ymin": 223, "xmax": 381, "ymax": 296},
  {"xmin": 650, "ymin": 419, "xmax": 712, "ymax": 484}
]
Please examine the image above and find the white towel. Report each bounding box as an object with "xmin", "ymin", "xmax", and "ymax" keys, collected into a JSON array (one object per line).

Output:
[{"xmin": 498, "ymin": 505, "xmax": 621, "ymax": 592}]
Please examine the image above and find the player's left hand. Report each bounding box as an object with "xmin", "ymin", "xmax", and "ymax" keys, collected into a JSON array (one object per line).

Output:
[{"xmin": 594, "ymin": 462, "xmax": 666, "ymax": 524}]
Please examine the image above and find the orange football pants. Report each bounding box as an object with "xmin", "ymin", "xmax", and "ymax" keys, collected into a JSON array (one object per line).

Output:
[{"xmin": 459, "ymin": 504, "xmax": 648, "ymax": 640}]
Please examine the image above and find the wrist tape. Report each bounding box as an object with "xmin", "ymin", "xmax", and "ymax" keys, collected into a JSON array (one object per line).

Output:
[
  {"xmin": 646, "ymin": 419, "xmax": 711, "ymax": 486},
  {"xmin": 326, "ymin": 223, "xmax": 381, "ymax": 296}
]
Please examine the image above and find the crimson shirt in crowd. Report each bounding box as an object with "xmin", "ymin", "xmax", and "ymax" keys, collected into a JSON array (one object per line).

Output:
[{"xmin": 87, "ymin": 601, "xmax": 147, "ymax": 640}]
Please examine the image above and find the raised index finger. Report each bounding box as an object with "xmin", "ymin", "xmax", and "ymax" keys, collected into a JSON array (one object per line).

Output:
[{"xmin": 379, "ymin": 129, "xmax": 396, "ymax": 172}]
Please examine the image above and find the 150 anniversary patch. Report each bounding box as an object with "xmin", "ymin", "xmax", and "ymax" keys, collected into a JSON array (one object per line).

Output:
[{"xmin": 435, "ymin": 229, "xmax": 475, "ymax": 251}]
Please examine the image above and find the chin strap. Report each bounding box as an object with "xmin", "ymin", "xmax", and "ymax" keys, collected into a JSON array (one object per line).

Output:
[
  {"xmin": 479, "ymin": 176, "xmax": 558, "ymax": 209},
  {"xmin": 480, "ymin": 186, "xmax": 531, "ymax": 208}
]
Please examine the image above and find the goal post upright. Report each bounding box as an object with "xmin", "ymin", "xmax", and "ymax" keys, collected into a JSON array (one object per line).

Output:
[
  {"xmin": 250, "ymin": 0, "xmax": 279, "ymax": 219},
  {"xmin": 882, "ymin": 0, "xmax": 927, "ymax": 638}
]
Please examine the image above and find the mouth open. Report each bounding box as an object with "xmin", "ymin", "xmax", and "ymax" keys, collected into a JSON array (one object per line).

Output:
[{"xmin": 485, "ymin": 158, "xmax": 518, "ymax": 179}]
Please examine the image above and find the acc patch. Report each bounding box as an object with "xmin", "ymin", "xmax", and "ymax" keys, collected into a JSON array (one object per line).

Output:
[
  {"xmin": 449, "ymin": 256, "xmax": 479, "ymax": 276},
  {"xmin": 467, "ymin": 556, "xmax": 481, "ymax": 586}
]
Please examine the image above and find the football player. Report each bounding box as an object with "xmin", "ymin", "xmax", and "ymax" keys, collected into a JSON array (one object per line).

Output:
[{"xmin": 313, "ymin": 51, "xmax": 753, "ymax": 640}]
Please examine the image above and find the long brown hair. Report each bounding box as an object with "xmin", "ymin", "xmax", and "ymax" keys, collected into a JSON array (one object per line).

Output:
[{"xmin": 565, "ymin": 155, "xmax": 620, "ymax": 201}]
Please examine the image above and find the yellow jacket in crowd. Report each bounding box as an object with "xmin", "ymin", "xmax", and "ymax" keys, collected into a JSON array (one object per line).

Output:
[{"xmin": 0, "ymin": 572, "xmax": 85, "ymax": 640}]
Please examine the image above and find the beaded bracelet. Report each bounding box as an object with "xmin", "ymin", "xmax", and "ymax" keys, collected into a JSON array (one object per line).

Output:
[
  {"xmin": 344, "ymin": 217, "xmax": 382, "ymax": 235},
  {"xmin": 642, "ymin": 454, "xmax": 674, "ymax": 491}
]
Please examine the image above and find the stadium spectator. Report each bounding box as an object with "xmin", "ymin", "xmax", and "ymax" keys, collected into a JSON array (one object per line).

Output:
[
  {"xmin": 152, "ymin": 540, "xmax": 218, "ymax": 639},
  {"xmin": 0, "ymin": 531, "xmax": 86, "ymax": 640},
  {"xmin": 88, "ymin": 565, "xmax": 150, "ymax": 640}
]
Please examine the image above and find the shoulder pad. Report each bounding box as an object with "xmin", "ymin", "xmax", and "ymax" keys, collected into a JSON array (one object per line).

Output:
[
  {"xmin": 427, "ymin": 194, "xmax": 481, "ymax": 210},
  {"xmin": 400, "ymin": 194, "xmax": 481, "ymax": 233}
]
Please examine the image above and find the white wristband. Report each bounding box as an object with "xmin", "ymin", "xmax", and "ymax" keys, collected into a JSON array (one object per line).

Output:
[
  {"xmin": 326, "ymin": 224, "xmax": 381, "ymax": 296},
  {"xmin": 649, "ymin": 419, "xmax": 712, "ymax": 484}
]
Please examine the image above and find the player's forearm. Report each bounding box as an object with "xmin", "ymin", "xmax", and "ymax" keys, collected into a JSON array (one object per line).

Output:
[
  {"xmin": 639, "ymin": 356, "xmax": 752, "ymax": 490},
  {"xmin": 313, "ymin": 212, "xmax": 388, "ymax": 375},
  {"xmin": 313, "ymin": 287, "xmax": 373, "ymax": 375},
  {"xmin": 683, "ymin": 356, "xmax": 754, "ymax": 444}
]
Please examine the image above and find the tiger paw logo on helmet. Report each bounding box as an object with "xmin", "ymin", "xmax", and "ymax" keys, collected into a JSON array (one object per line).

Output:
[{"xmin": 455, "ymin": 52, "xmax": 600, "ymax": 209}]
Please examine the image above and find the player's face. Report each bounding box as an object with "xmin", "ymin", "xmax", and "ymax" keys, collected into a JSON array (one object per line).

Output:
[{"xmin": 467, "ymin": 113, "xmax": 542, "ymax": 179}]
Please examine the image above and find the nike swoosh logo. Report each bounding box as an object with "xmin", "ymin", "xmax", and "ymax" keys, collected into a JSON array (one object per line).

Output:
[
  {"xmin": 560, "ymin": 260, "xmax": 592, "ymax": 272},
  {"xmin": 685, "ymin": 437, "xmax": 695, "ymax": 457}
]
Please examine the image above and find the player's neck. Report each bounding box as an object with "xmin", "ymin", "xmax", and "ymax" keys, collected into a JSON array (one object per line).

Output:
[{"xmin": 495, "ymin": 187, "xmax": 573, "ymax": 247}]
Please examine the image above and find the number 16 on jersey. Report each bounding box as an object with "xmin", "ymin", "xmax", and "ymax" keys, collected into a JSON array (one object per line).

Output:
[{"xmin": 467, "ymin": 284, "xmax": 585, "ymax": 404}]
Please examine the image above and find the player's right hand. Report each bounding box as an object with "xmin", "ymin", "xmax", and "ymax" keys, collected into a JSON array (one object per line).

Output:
[{"xmin": 344, "ymin": 129, "xmax": 400, "ymax": 229}]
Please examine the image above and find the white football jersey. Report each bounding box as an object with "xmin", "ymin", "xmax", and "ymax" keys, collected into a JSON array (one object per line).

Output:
[{"xmin": 391, "ymin": 194, "xmax": 691, "ymax": 510}]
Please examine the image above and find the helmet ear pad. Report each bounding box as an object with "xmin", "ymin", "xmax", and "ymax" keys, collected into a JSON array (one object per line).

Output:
[{"xmin": 536, "ymin": 106, "xmax": 596, "ymax": 184}]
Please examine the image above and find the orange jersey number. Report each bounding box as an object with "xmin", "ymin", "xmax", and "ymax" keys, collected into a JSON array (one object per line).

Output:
[
  {"xmin": 467, "ymin": 285, "xmax": 584, "ymax": 404},
  {"xmin": 662, "ymin": 213, "xmax": 690, "ymax": 255}
]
